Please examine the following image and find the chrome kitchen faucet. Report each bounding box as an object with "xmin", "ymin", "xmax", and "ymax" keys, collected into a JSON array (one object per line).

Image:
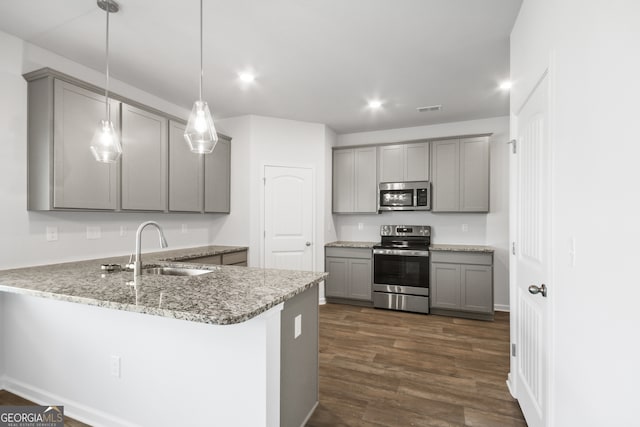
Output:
[{"xmin": 134, "ymin": 221, "xmax": 168, "ymax": 277}]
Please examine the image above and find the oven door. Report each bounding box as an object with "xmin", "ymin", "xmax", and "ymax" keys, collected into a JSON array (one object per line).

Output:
[{"xmin": 373, "ymin": 249, "xmax": 429, "ymax": 295}]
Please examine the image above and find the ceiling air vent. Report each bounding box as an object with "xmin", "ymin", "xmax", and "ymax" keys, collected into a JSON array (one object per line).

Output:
[{"xmin": 416, "ymin": 105, "xmax": 442, "ymax": 112}]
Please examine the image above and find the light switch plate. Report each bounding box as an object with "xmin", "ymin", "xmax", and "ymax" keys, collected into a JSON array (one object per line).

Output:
[
  {"xmin": 46, "ymin": 226, "xmax": 58, "ymax": 242},
  {"xmin": 110, "ymin": 355, "xmax": 121, "ymax": 378},
  {"xmin": 462, "ymin": 224, "xmax": 469, "ymax": 232},
  {"xmin": 181, "ymin": 224, "xmax": 188, "ymax": 234},
  {"xmin": 294, "ymin": 314, "xmax": 302, "ymax": 339}
]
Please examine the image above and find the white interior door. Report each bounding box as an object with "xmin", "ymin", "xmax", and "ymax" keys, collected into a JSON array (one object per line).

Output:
[
  {"xmin": 264, "ymin": 166, "xmax": 314, "ymax": 271},
  {"xmin": 513, "ymin": 74, "xmax": 551, "ymax": 427}
]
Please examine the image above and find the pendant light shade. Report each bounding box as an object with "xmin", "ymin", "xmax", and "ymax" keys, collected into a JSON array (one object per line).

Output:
[
  {"xmin": 184, "ymin": 0, "xmax": 218, "ymax": 154},
  {"xmin": 185, "ymin": 100, "xmax": 218, "ymax": 153},
  {"xmin": 91, "ymin": 0, "xmax": 122, "ymax": 163}
]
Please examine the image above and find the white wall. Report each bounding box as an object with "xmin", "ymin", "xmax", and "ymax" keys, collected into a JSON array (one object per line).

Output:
[
  {"xmin": 511, "ymin": 1, "xmax": 640, "ymax": 425},
  {"xmin": 0, "ymin": 30, "xmax": 232, "ymax": 269},
  {"xmin": 334, "ymin": 117, "xmax": 511, "ymax": 309}
]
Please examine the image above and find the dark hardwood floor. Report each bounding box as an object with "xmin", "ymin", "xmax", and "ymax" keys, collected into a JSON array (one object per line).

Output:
[
  {"xmin": 1, "ymin": 304, "xmax": 525, "ymax": 427},
  {"xmin": 307, "ymin": 304, "xmax": 526, "ymax": 427}
]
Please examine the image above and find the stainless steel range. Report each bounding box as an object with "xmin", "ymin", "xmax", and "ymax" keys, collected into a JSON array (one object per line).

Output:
[{"xmin": 373, "ymin": 225, "xmax": 431, "ymax": 314}]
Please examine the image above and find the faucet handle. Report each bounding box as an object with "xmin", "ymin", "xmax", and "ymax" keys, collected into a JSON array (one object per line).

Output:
[{"xmin": 124, "ymin": 254, "xmax": 136, "ymax": 271}]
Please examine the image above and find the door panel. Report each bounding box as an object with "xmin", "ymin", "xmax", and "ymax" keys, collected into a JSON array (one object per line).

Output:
[
  {"xmin": 332, "ymin": 150, "xmax": 354, "ymax": 212},
  {"xmin": 431, "ymin": 140, "xmax": 460, "ymax": 212},
  {"xmin": 169, "ymin": 120, "xmax": 202, "ymax": 212},
  {"xmin": 204, "ymin": 139, "xmax": 231, "ymax": 213},
  {"xmin": 325, "ymin": 258, "xmax": 347, "ymax": 298},
  {"xmin": 379, "ymin": 145, "xmax": 404, "ymax": 182},
  {"xmin": 430, "ymin": 263, "xmax": 460, "ymax": 309},
  {"xmin": 404, "ymin": 142, "xmax": 429, "ymax": 181},
  {"xmin": 460, "ymin": 137, "xmax": 489, "ymax": 212},
  {"xmin": 264, "ymin": 166, "xmax": 314, "ymax": 271},
  {"xmin": 460, "ymin": 265, "xmax": 493, "ymax": 313},
  {"xmin": 513, "ymin": 74, "xmax": 550, "ymax": 427},
  {"xmin": 348, "ymin": 259, "xmax": 372, "ymax": 301}
]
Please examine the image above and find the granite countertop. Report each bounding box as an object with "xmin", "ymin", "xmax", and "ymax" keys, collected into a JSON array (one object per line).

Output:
[
  {"xmin": 429, "ymin": 244, "xmax": 494, "ymax": 253},
  {"xmin": 0, "ymin": 246, "xmax": 326, "ymax": 326},
  {"xmin": 325, "ymin": 241, "xmax": 378, "ymax": 249}
]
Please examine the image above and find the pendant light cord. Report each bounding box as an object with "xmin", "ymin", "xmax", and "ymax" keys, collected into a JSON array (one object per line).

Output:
[
  {"xmin": 105, "ymin": 0, "xmax": 111, "ymax": 120},
  {"xmin": 199, "ymin": 0, "xmax": 203, "ymax": 102}
]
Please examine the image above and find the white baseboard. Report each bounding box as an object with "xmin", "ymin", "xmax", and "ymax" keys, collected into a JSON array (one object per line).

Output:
[
  {"xmin": 319, "ymin": 297, "xmax": 327, "ymax": 305},
  {"xmin": 1, "ymin": 376, "xmax": 139, "ymax": 427},
  {"xmin": 506, "ymin": 373, "xmax": 516, "ymax": 399},
  {"xmin": 494, "ymin": 304, "xmax": 510, "ymax": 312}
]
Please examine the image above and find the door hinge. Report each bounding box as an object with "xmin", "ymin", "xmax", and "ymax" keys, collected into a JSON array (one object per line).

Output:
[
  {"xmin": 512, "ymin": 242, "xmax": 516, "ymax": 255},
  {"xmin": 512, "ymin": 343, "xmax": 516, "ymax": 357},
  {"xmin": 507, "ymin": 139, "xmax": 517, "ymax": 154}
]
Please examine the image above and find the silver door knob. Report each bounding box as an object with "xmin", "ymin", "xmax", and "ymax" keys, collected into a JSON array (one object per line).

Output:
[
  {"xmin": 528, "ymin": 284, "xmax": 547, "ymax": 297},
  {"xmin": 305, "ymin": 241, "xmax": 312, "ymax": 247}
]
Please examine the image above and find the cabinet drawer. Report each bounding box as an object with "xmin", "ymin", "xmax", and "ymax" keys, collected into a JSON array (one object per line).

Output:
[
  {"xmin": 325, "ymin": 247, "xmax": 372, "ymax": 259},
  {"xmin": 222, "ymin": 250, "xmax": 247, "ymax": 265},
  {"xmin": 430, "ymin": 251, "xmax": 492, "ymax": 265}
]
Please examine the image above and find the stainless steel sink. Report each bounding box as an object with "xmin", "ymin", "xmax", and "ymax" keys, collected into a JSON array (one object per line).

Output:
[{"xmin": 141, "ymin": 267, "xmax": 213, "ymax": 276}]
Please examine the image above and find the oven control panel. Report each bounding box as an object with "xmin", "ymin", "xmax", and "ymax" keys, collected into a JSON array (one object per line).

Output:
[{"xmin": 380, "ymin": 225, "xmax": 431, "ymax": 237}]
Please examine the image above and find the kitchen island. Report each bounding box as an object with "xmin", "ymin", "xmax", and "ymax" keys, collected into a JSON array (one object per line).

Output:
[{"xmin": 0, "ymin": 246, "xmax": 326, "ymax": 427}]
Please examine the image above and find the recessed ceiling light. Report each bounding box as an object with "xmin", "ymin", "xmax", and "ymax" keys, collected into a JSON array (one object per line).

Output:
[
  {"xmin": 239, "ymin": 72, "xmax": 255, "ymax": 83},
  {"xmin": 499, "ymin": 81, "xmax": 513, "ymax": 90},
  {"xmin": 368, "ymin": 100, "xmax": 383, "ymax": 109}
]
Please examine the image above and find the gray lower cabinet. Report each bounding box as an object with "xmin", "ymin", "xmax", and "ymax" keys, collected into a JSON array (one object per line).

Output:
[
  {"xmin": 183, "ymin": 250, "xmax": 248, "ymax": 266},
  {"xmin": 204, "ymin": 138, "xmax": 231, "ymax": 213},
  {"xmin": 430, "ymin": 251, "xmax": 494, "ymax": 320},
  {"xmin": 431, "ymin": 137, "xmax": 489, "ymax": 212},
  {"xmin": 121, "ymin": 104, "xmax": 168, "ymax": 211},
  {"xmin": 27, "ymin": 76, "xmax": 120, "ymax": 210},
  {"xmin": 325, "ymin": 247, "xmax": 372, "ymax": 302},
  {"xmin": 332, "ymin": 147, "xmax": 377, "ymax": 213},
  {"xmin": 379, "ymin": 142, "xmax": 429, "ymax": 183}
]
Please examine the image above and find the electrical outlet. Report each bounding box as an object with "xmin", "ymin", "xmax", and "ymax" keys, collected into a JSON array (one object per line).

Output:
[
  {"xmin": 181, "ymin": 224, "xmax": 188, "ymax": 234},
  {"xmin": 294, "ymin": 314, "xmax": 302, "ymax": 339},
  {"xmin": 462, "ymin": 224, "xmax": 469, "ymax": 232},
  {"xmin": 119, "ymin": 226, "xmax": 127, "ymax": 237},
  {"xmin": 110, "ymin": 355, "xmax": 121, "ymax": 378},
  {"xmin": 86, "ymin": 226, "xmax": 101, "ymax": 240},
  {"xmin": 46, "ymin": 226, "xmax": 58, "ymax": 242},
  {"xmin": 357, "ymin": 222, "xmax": 364, "ymax": 231}
]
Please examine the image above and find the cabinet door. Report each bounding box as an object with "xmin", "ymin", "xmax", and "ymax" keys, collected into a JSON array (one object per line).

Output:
[
  {"xmin": 460, "ymin": 137, "xmax": 490, "ymax": 212},
  {"xmin": 169, "ymin": 120, "xmax": 203, "ymax": 212},
  {"xmin": 430, "ymin": 262, "xmax": 461, "ymax": 309},
  {"xmin": 404, "ymin": 142, "xmax": 429, "ymax": 181},
  {"xmin": 461, "ymin": 265, "xmax": 493, "ymax": 313},
  {"xmin": 431, "ymin": 139, "xmax": 460, "ymax": 212},
  {"xmin": 379, "ymin": 145, "xmax": 404, "ymax": 182},
  {"xmin": 348, "ymin": 259, "xmax": 372, "ymax": 301},
  {"xmin": 332, "ymin": 149, "xmax": 354, "ymax": 213},
  {"xmin": 325, "ymin": 257, "xmax": 348, "ymax": 298},
  {"xmin": 204, "ymin": 138, "xmax": 231, "ymax": 213},
  {"xmin": 121, "ymin": 104, "xmax": 168, "ymax": 211},
  {"xmin": 53, "ymin": 80, "xmax": 118, "ymax": 209},
  {"xmin": 354, "ymin": 147, "xmax": 377, "ymax": 213}
]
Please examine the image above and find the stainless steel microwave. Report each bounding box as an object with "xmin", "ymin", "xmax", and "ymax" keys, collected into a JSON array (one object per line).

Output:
[{"xmin": 378, "ymin": 181, "xmax": 431, "ymax": 211}]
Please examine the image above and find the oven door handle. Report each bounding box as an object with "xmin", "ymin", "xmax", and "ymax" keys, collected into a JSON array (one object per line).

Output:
[{"xmin": 373, "ymin": 249, "xmax": 430, "ymax": 257}]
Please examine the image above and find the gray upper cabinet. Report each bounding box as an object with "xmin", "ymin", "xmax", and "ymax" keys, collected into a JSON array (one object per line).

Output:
[
  {"xmin": 332, "ymin": 147, "xmax": 377, "ymax": 213},
  {"xmin": 121, "ymin": 104, "xmax": 168, "ymax": 211},
  {"xmin": 27, "ymin": 75, "xmax": 119, "ymax": 210},
  {"xmin": 431, "ymin": 137, "xmax": 489, "ymax": 212},
  {"xmin": 204, "ymin": 137, "xmax": 231, "ymax": 213},
  {"xmin": 379, "ymin": 142, "xmax": 429, "ymax": 183},
  {"xmin": 169, "ymin": 120, "xmax": 202, "ymax": 212}
]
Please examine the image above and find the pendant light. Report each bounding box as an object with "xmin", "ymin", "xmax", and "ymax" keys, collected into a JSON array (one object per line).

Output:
[
  {"xmin": 91, "ymin": 0, "xmax": 122, "ymax": 163},
  {"xmin": 184, "ymin": 0, "xmax": 218, "ymax": 154}
]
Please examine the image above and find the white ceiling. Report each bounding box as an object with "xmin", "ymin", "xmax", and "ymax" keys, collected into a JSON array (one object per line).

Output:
[{"xmin": 0, "ymin": 0, "xmax": 522, "ymax": 134}]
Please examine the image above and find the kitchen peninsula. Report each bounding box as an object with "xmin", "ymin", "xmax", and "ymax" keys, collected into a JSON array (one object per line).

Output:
[{"xmin": 0, "ymin": 246, "xmax": 326, "ymax": 427}]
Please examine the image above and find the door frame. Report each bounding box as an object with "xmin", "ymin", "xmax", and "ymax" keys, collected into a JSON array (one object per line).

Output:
[
  {"xmin": 508, "ymin": 55, "xmax": 557, "ymax": 426},
  {"xmin": 260, "ymin": 163, "xmax": 317, "ymax": 271}
]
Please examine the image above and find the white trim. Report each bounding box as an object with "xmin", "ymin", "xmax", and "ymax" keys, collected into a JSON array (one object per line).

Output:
[
  {"xmin": 318, "ymin": 297, "xmax": 327, "ymax": 305},
  {"xmin": 299, "ymin": 401, "xmax": 319, "ymax": 427},
  {"xmin": 506, "ymin": 374, "xmax": 516, "ymax": 399},
  {"xmin": 1, "ymin": 376, "xmax": 140, "ymax": 427},
  {"xmin": 494, "ymin": 304, "xmax": 510, "ymax": 312}
]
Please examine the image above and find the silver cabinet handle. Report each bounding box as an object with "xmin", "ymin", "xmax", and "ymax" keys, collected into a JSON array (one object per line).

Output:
[
  {"xmin": 528, "ymin": 284, "xmax": 547, "ymax": 297},
  {"xmin": 305, "ymin": 242, "xmax": 312, "ymax": 246}
]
